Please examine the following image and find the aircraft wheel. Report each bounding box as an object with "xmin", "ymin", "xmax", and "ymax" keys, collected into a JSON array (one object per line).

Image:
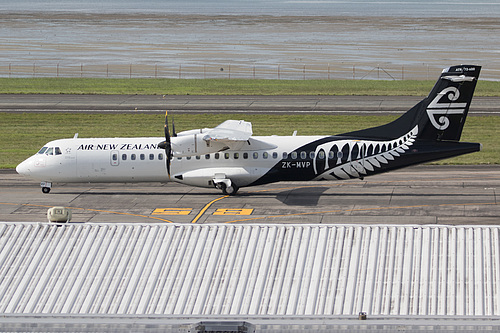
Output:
[
  {"xmin": 42, "ymin": 187, "xmax": 51, "ymax": 194},
  {"xmin": 221, "ymin": 183, "xmax": 239, "ymax": 196}
]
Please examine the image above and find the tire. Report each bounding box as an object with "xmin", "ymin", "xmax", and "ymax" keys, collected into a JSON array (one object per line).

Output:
[
  {"xmin": 42, "ymin": 187, "xmax": 51, "ymax": 194},
  {"xmin": 221, "ymin": 183, "xmax": 239, "ymax": 196}
]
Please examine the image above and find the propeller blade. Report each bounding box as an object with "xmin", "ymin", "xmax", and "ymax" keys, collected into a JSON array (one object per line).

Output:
[
  {"xmin": 158, "ymin": 110, "xmax": 172, "ymax": 178},
  {"xmin": 172, "ymin": 116, "xmax": 177, "ymax": 137},
  {"xmin": 164, "ymin": 111, "xmax": 171, "ymax": 143},
  {"xmin": 166, "ymin": 145, "xmax": 171, "ymax": 177}
]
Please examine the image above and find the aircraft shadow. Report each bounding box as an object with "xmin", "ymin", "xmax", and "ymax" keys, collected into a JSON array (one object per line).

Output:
[{"xmin": 275, "ymin": 187, "xmax": 329, "ymax": 206}]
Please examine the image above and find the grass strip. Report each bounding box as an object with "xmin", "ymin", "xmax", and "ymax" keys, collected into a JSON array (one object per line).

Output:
[
  {"xmin": 1, "ymin": 78, "xmax": 500, "ymax": 96},
  {"xmin": 1, "ymin": 112, "xmax": 497, "ymax": 169}
]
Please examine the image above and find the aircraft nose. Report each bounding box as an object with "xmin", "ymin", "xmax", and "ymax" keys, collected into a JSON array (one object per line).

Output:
[{"xmin": 16, "ymin": 159, "xmax": 31, "ymax": 176}]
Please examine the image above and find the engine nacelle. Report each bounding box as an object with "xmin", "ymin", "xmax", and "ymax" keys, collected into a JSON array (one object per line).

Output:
[
  {"xmin": 171, "ymin": 120, "xmax": 253, "ymax": 157},
  {"xmin": 172, "ymin": 167, "xmax": 269, "ymax": 188},
  {"xmin": 172, "ymin": 134, "xmax": 241, "ymax": 157}
]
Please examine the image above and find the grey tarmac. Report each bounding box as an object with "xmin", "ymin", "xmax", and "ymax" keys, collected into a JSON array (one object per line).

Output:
[
  {"xmin": 1, "ymin": 165, "xmax": 499, "ymax": 225},
  {"xmin": 1, "ymin": 94, "xmax": 499, "ymax": 115}
]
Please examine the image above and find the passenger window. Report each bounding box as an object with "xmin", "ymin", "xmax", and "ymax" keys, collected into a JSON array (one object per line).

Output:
[
  {"xmin": 158, "ymin": 153, "xmax": 163, "ymax": 160},
  {"xmin": 38, "ymin": 147, "xmax": 48, "ymax": 154},
  {"xmin": 112, "ymin": 154, "xmax": 118, "ymax": 161},
  {"xmin": 215, "ymin": 153, "xmax": 220, "ymax": 159},
  {"xmin": 309, "ymin": 152, "xmax": 315, "ymax": 159},
  {"xmin": 282, "ymin": 152, "xmax": 288, "ymax": 159},
  {"xmin": 291, "ymin": 152, "xmax": 297, "ymax": 159},
  {"xmin": 224, "ymin": 153, "xmax": 230, "ymax": 159},
  {"xmin": 140, "ymin": 154, "xmax": 145, "ymax": 160},
  {"xmin": 300, "ymin": 151, "xmax": 307, "ymax": 159},
  {"xmin": 122, "ymin": 154, "xmax": 127, "ymax": 161},
  {"xmin": 318, "ymin": 151, "xmax": 325, "ymax": 159},
  {"xmin": 234, "ymin": 153, "xmax": 239, "ymax": 159},
  {"xmin": 243, "ymin": 152, "xmax": 248, "ymax": 159},
  {"xmin": 272, "ymin": 152, "xmax": 278, "ymax": 159},
  {"xmin": 253, "ymin": 152, "xmax": 258, "ymax": 159},
  {"xmin": 149, "ymin": 154, "xmax": 155, "ymax": 160},
  {"xmin": 205, "ymin": 154, "xmax": 210, "ymax": 159},
  {"xmin": 263, "ymin": 152, "xmax": 268, "ymax": 159},
  {"xmin": 131, "ymin": 154, "xmax": 136, "ymax": 161},
  {"xmin": 328, "ymin": 151, "xmax": 335, "ymax": 159},
  {"xmin": 46, "ymin": 148, "xmax": 54, "ymax": 155},
  {"xmin": 196, "ymin": 155, "xmax": 201, "ymax": 160},
  {"xmin": 55, "ymin": 147, "xmax": 62, "ymax": 155},
  {"xmin": 187, "ymin": 156, "xmax": 191, "ymax": 160}
]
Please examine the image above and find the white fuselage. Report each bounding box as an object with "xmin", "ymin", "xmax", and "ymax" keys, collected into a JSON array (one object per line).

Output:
[{"xmin": 16, "ymin": 135, "xmax": 329, "ymax": 188}]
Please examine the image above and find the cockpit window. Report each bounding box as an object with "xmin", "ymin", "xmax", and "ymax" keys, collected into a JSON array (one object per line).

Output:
[{"xmin": 37, "ymin": 146, "xmax": 62, "ymax": 156}]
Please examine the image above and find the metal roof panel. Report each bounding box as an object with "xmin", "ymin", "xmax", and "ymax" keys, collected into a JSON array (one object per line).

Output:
[{"xmin": 0, "ymin": 223, "xmax": 499, "ymax": 316}]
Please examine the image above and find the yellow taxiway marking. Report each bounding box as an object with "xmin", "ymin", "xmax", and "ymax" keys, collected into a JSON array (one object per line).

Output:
[
  {"xmin": 152, "ymin": 208, "xmax": 193, "ymax": 215},
  {"xmin": 1, "ymin": 202, "xmax": 174, "ymax": 223},
  {"xmin": 191, "ymin": 195, "xmax": 229, "ymax": 223},
  {"xmin": 213, "ymin": 208, "xmax": 253, "ymax": 216},
  {"xmin": 223, "ymin": 201, "xmax": 498, "ymax": 224}
]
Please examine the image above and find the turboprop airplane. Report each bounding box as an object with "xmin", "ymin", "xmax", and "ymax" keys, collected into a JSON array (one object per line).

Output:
[{"xmin": 16, "ymin": 65, "xmax": 482, "ymax": 195}]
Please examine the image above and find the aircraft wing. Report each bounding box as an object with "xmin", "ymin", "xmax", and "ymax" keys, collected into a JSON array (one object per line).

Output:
[{"xmin": 203, "ymin": 120, "xmax": 253, "ymax": 142}]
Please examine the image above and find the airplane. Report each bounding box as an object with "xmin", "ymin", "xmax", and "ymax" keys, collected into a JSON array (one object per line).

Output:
[{"xmin": 16, "ymin": 64, "xmax": 482, "ymax": 195}]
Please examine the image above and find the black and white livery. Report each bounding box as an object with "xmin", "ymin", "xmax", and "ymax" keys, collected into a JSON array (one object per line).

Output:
[{"xmin": 17, "ymin": 65, "xmax": 482, "ymax": 195}]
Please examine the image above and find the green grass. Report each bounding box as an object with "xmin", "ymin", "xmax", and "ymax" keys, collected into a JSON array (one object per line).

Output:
[
  {"xmin": 1, "ymin": 113, "xmax": 497, "ymax": 169},
  {"xmin": 1, "ymin": 77, "xmax": 499, "ymax": 96}
]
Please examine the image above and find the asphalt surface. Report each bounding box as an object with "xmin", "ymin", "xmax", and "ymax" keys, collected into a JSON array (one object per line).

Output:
[
  {"xmin": 2, "ymin": 165, "xmax": 499, "ymax": 225},
  {"xmin": 1, "ymin": 94, "xmax": 500, "ymax": 115}
]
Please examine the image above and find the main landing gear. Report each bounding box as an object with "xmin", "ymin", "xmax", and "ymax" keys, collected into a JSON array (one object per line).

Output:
[{"xmin": 214, "ymin": 179, "xmax": 239, "ymax": 196}]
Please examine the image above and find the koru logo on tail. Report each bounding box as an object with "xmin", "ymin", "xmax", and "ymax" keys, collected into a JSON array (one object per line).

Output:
[{"xmin": 426, "ymin": 87, "xmax": 467, "ymax": 130}]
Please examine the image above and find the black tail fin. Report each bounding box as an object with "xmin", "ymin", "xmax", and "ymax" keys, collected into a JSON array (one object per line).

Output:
[{"xmin": 343, "ymin": 65, "xmax": 481, "ymax": 141}]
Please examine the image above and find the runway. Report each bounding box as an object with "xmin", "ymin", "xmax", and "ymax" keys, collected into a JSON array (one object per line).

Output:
[
  {"xmin": 2, "ymin": 165, "xmax": 499, "ymax": 225},
  {"xmin": 1, "ymin": 94, "xmax": 500, "ymax": 115}
]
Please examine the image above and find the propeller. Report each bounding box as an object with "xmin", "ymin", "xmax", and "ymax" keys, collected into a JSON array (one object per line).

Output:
[
  {"xmin": 172, "ymin": 116, "xmax": 177, "ymax": 137},
  {"xmin": 158, "ymin": 111, "xmax": 173, "ymax": 177}
]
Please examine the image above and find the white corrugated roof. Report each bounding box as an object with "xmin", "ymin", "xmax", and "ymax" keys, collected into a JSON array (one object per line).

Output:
[{"xmin": 0, "ymin": 223, "xmax": 499, "ymax": 316}]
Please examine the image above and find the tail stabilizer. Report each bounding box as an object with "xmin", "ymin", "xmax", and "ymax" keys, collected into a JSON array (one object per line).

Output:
[{"xmin": 343, "ymin": 65, "xmax": 481, "ymax": 141}]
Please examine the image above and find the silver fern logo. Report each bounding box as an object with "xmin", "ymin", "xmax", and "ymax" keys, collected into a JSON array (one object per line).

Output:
[{"xmin": 313, "ymin": 126, "xmax": 418, "ymax": 180}]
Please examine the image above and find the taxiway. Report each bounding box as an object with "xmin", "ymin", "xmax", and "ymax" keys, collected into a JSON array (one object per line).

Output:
[{"xmin": 2, "ymin": 165, "xmax": 499, "ymax": 225}]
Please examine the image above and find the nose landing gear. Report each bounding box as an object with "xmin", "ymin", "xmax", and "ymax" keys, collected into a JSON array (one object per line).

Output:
[{"xmin": 41, "ymin": 181, "xmax": 52, "ymax": 194}]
